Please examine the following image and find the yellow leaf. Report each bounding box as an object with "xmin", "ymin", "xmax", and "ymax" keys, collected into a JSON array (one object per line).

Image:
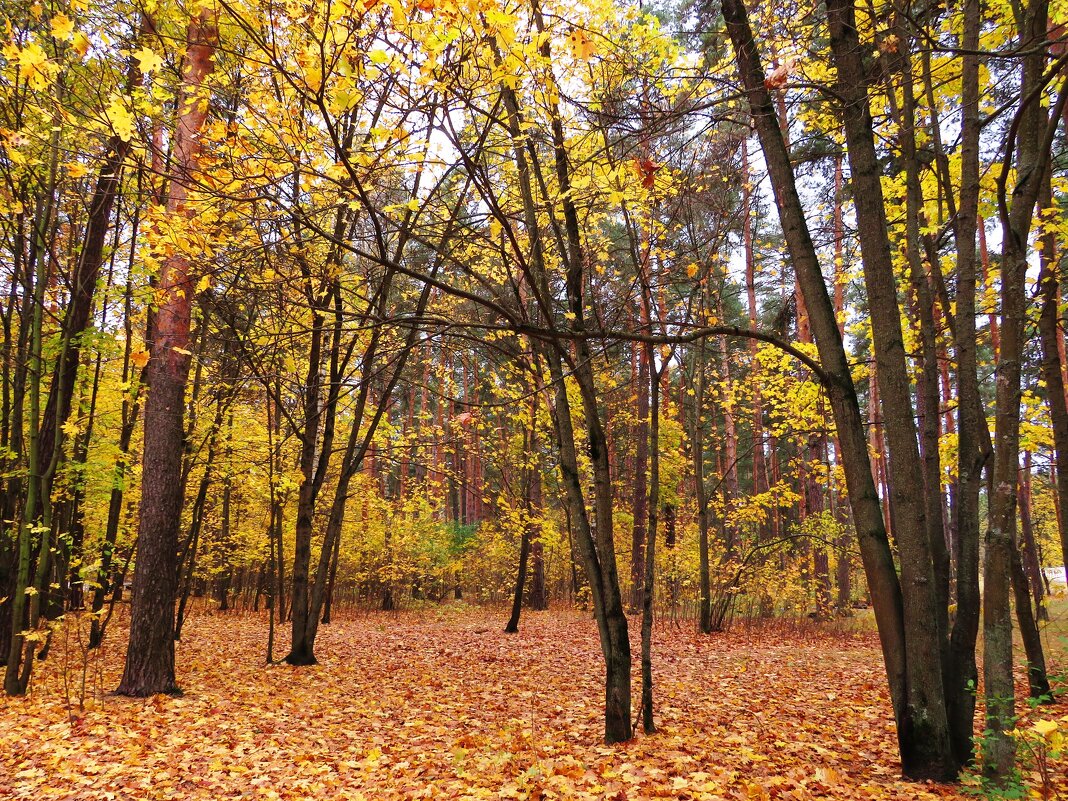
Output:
[
  {"xmin": 134, "ymin": 46, "xmax": 164, "ymax": 75},
  {"xmin": 17, "ymin": 43, "xmax": 53, "ymax": 90},
  {"xmin": 334, "ymin": 87, "xmax": 362, "ymax": 111},
  {"xmin": 50, "ymin": 13, "xmax": 74, "ymax": 41},
  {"xmin": 1033, "ymin": 719, "xmax": 1059, "ymax": 740},
  {"xmin": 567, "ymin": 29, "xmax": 596, "ymax": 61},
  {"xmin": 106, "ymin": 95, "xmax": 136, "ymax": 141},
  {"xmin": 72, "ymin": 31, "xmax": 89, "ymax": 56}
]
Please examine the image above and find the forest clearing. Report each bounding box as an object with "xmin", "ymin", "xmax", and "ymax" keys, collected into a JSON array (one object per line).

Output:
[{"xmin": 1, "ymin": 604, "xmax": 1037, "ymax": 801}]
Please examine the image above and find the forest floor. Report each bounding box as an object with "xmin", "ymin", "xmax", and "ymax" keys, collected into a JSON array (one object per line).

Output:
[{"xmin": 1, "ymin": 603, "xmax": 1064, "ymax": 800}]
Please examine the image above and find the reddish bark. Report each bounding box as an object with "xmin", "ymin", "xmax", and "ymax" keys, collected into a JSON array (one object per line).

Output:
[{"xmin": 117, "ymin": 9, "xmax": 217, "ymax": 696}]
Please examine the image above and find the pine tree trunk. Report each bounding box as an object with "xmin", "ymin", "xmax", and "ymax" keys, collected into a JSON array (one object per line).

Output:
[{"xmin": 118, "ymin": 10, "xmax": 217, "ymax": 696}]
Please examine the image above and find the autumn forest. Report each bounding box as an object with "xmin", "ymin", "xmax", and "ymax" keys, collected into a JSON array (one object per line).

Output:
[{"xmin": 1, "ymin": 0, "xmax": 1067, "ymax": 795}]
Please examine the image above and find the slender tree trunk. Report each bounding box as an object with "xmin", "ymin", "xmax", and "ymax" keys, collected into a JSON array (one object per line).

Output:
[
  {"xmin": 1019, "ymin": 453, "xmax": 1046, "ymax": 621},
  {"xmin": 505, "ymin": 445, "xmax": 534, "ymax": 633},
  {"xmin": 498, "ymin": 27, "xmax": 631, "ymax": 739},
  {"xmin": 528, "ymin": 466, "xmax": 547, "ymax": 611},
  {"xmin": 320, "ymin": 524, "xmax": 341, "ymax": 624},
  {"xmin": 640, "ymin": 347, "xmax": 660, "ymax": 734},
  {"xmin": 631, "ymin": 340, "xmax": 649, "ymax": 609},
  {"xmin": 5, "ymin": 188, "xmax": 55, "ymax": 694},
  {"xmin": 174, "ymin": 402, "xmax": 226, "ymax": 641},
  {"xmin": 90, "ymin": 231, "xmax": 145, "ymax": 649},
  {"xmin": 1037, "ymin": 176, "xmax": 1068, "ymax": 576},
  {"xmin": 1011, "ymin": 538, "xmax": 1051, "ymax": 700},
  {"xmin": 37, "ymin": 135, "xmax": 131, "ymax": 494},
  {"xmin": 831, "ymin": 155, "xmax": 851, "ymax": 610},
  {"xmin": 285, "ymin": 281, "xmax": 334, "ymax": 666},
  {"xmin": 942, "ymin": 0, "xmax": 986, "ymax": 768},
  {"xmin": 985, "ymin": 0, "xmax": 1058, "ymax": 779},
  {"xmin": 693, "ymin": 343, "xmax": 712, "ymax": 633},
  {"xmin": 896, "ymin": 40, "xmax": 950, "ymax": 649}
]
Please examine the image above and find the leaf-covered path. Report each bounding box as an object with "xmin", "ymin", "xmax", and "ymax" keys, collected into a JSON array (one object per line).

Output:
[{"xmin": 2, "ymin": 609, "xmax": 971, "ymax": 799}]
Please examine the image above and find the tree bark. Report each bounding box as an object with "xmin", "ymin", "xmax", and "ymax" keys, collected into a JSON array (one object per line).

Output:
[
  {"xmin": 117, "ymin": 9, "xmax": 217, "ymax": 696},
  {"xmin": 826, "ymin": 0, "xmax": 954, "ymax": 775},
  {"xmin": 985, "ymin": 0, "xmax": 1057, "ymax": 779}
]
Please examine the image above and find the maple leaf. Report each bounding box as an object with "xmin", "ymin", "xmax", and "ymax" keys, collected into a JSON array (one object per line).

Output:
[
  {"xmin": 135, "ymin": 46, "xmax": 164, "ymax": 75},
  {"xmin": 634, "ymin": 157, "xmax": 660, "ymax": 189},
  {"xmin": 71, "ymin": 31, "xmax": 90, "ymax": 56},
  {"xmin": 50, "ymin": 13, "xmax": 74, "ymax": 41},
  {"xmin": 878, "ymin": 34, "xmax": 900, "ymax": 54},
  {"xmin": 17, "ymin": 43, "xmax": 55, "ymax": 90},
  {"xmin": 106, "ymin": 95, "xmax": 137, "ymax": 141},
  {"xmin": 567, "ymin": 29, "xmax": 597, "ymax": 61}
]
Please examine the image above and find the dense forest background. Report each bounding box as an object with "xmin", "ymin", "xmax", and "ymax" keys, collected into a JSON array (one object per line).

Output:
[{"xmin": 1, "ymin": 0, "xmax": 1067, "ymax": 789}]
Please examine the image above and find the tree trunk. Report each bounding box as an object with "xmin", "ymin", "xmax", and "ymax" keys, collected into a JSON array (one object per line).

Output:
[
  {"xmin": 529, "ymin": 466, "xmax": 547, "ymax": 611},
  {"xmin": 720, "ymin": 0, "xmax": 953, "ymax": 779},
  {"xmin": 117, "ymin": 9, "xmax": 217, "ymax": 696},
  {"xmin": 631, "ymin": 340, "xmax": 649, "ymax": 609},
  {"xmin": 1019, "ymin": 453, "xmax": 1046, "ymax": 621},
  {"xmin": 498, "ymin": 26, "xmax": 632, "ymax": 739},
  {"xmin": 985, "ymin": 0, "xmax": 1057, "ymax": 779},
  {"xmin": 826, "ymin": 0, "xmax": 955, "ymax": 775},
  {"xmin": 505, "ymin": 473, "xmax": 533, "ymax": 634},
  {"xmin": 941, "ymin": 0, "xmax": 986, "ymax": 768},
  {"xmin": 1037, "ymin": 176, "xmax": 1068, "ymax": 576},
  {"xmin": 640, "ymin": 346, "xmax": 660, "ymax": 734},
  {"xmin": 1011, "ymin": 538, "xmax": 1051, "ymax": 700},
  {"xmin": 693, "ymin": 342, "xmax": 712, "ymax": 633}
]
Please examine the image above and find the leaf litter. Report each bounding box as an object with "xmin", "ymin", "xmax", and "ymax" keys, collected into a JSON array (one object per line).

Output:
[{"xmin": 0, "ymin": 608, "xmax": 990, "ymax": 799}]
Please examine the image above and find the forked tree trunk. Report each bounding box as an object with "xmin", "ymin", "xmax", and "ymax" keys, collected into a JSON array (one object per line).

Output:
[
  {"xmin": 497, "ymin": 25, "xmax": 632, "ymax": 739},
  {"xmin": 720, "ymin": 0, "xmax": 954, "ymax": 779},
  {"xmin": 826, "ymin": 0, "xmax": 955, "ymax": 775}
]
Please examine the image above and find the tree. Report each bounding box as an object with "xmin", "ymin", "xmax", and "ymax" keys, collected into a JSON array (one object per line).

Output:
[
  {"xmin": 117, "ymin": 5, "xmax": 218, "ymax": 697},
  {"xmin": 718, "ymin": 0, "xmax": 955, "ymax": 778}
]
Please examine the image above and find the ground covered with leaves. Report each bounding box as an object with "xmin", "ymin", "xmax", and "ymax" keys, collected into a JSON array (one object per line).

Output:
[{"xmin": 0, "ymin": 606, "xmax": 1055, "ymax": 799}]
